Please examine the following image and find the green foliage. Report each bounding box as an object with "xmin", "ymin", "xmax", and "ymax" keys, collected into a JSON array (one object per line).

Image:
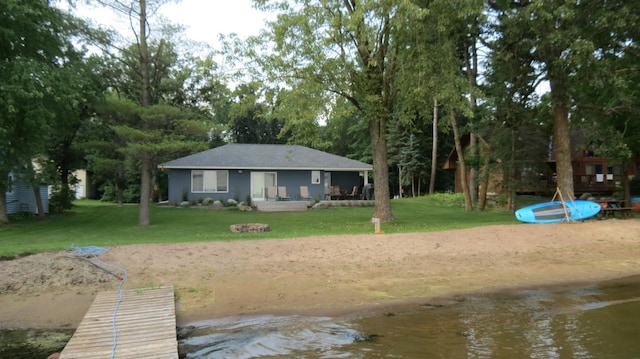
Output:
[
  {"xmin": 7, "ymin": 211, "xmax": 36, "ymax": 222},
  {"xmin": 0, "ymin": 198, "xmax": 518, "ymax": 257},
  {"xmin": 427, "ymin": 193, "xmax": 466, "ymax": 208},
  {"xmin": 228, "ymin": 82, "xmax": 290, "ymax": 144},
  {"xmin": 100, "ymin": 183, "xmax": 141, "ymax": 204},
  {"xmin": 0, "ymin": 0, "xmax": 69, "ymax": 197},
  {"xmin": 48, "ymin": 185, "xmax": 75, "ymax": 214}
]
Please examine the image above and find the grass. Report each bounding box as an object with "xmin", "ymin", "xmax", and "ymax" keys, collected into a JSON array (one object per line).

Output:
[{"xmin": 0, "ymin": 194, "xmax": 525, "ymax": 258}]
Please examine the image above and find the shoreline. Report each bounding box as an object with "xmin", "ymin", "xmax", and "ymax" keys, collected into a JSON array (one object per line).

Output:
[
  {"xmin": 1, "ymin": 220, "xmax": 639, "ymax": 330},
  {"xmin": 178, "ymin": 272, "xmax": 640, "ymax": 327}
]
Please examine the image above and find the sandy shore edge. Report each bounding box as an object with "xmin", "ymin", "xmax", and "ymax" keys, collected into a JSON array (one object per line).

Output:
[{"xmin": 1, "ymin": 220, "xmax": 639, "ymax": 329}]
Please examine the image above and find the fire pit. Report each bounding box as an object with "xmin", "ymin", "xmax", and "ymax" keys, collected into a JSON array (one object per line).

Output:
[{"xmin": 229, "ymin": 223, "xmax": 270, "ymax": 233}]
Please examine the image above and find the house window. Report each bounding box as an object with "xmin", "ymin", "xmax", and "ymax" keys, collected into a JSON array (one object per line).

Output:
[
  {"xmin": 585, "ymin": 165, "xmax": 595, "ymax": 175},
  {"xmin": 611, "ymin": 165, "xmax": 624, "ymax": 175},
  {"xmin": 311, "ymin": 171, "xmax": 321, "ymax": 184},
  {"xmin": 192, "ymin": 170, "xmax": 228, "ymax": 193}
]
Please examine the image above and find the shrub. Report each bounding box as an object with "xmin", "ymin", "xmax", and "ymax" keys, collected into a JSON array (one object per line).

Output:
[
  {"xmin": 8, "ymin": 211, "xmax": 36, "ymax": 221},
  {"xmin": 49, "ymin": 185, "xmax": 75, "ymax": 213}
]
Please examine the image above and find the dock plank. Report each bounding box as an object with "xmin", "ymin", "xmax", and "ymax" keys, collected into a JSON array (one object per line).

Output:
[{"xmin": 60, "ymin": 286, "xmax": 178, "ymax": 359}]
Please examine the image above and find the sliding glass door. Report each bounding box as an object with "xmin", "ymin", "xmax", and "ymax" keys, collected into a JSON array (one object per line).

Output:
[{"xmin": 251, "ymin": 172, "xmax": 276, "ymax": 201}]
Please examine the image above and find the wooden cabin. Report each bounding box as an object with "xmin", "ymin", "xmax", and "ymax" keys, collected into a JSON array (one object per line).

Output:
[{"xmin": 444, "ymin": 134, "xmax": 639, "ymax": 196}]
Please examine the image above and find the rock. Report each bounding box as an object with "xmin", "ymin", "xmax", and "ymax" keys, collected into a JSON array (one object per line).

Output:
[
  {"xmin": 230, "ymin": 223, "xmax": 270, "ymax": 233},
  {"xmin": 179, "ymin": 201, "xmax": 190, "ymax": 208},
  {"xmin": 213, "ymin": 200, "xmax": 224, "ymax": 209},
  {"xmin": 202, "ymin": 197, "xmax": 214, "ymax": 205}
]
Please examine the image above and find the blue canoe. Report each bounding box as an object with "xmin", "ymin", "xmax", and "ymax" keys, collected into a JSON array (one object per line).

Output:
[{"xmin": 515, "ymin": 200, "xmax": 602, "ymax": 223}]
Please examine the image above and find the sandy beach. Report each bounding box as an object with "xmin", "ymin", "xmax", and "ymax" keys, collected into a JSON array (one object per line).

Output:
[{"xmin": 1, "ymin": 219, "xmax": 639, "ymax": 329}]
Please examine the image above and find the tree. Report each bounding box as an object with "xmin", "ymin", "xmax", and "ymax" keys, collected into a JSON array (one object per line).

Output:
[
  {"xmin": 246, "ymin": 0, "xmax": 420, "ymax": 221},
  {"xmin": 0, "ymin": 0, "xmax": 70, "ymax": 224},
  {"xmin": 487, "ymin": 0, "xmax": 626, "ymax": 199},
  {"xmin": 39, "ymin": 52, "xmax": 105, "ymax": 212},
  {"xmin": 399, "ymin": 134, "xmax": 427, "ymax": 197},
  {"xmin": 389, "ymin": 0, "xmax": 483, "ymax": 209},
  {"xmin": 228, "ymin": 82, "xmax": 289, "ymax": 144},
  {"xmin": 87, "ymin": 0, "xmax": 213, "ymax": 225}
]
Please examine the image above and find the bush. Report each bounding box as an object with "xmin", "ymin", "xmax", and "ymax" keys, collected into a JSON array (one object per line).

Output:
[
  {"xmin": 49, "ymin": 185, "xmax": 75, "ymax": 213},
  {"xmin": 100, "ymin": 184, "xmax": 140, "ymax": 203},
  {"xmin": 8, "ymin": 211, "xmax": 36, "ymax": 221},
  {"xmin": 428, "ymin": 192, "xmax": 466, "ymax": 208}
]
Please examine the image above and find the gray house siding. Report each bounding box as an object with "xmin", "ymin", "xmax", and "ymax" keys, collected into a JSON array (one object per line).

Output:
[
  {"xmin": 161, "ymin": 144, "xmax": 373, "ymax": 204},
  {"xmin": 167, "ymin": 170, "xmax": 250, "ymax": 203},
  {"xmin": 6, "ymin": 181, "xmax": 49, "ymax": 214},
  {"xmin": 167, "ymin": 169, "xmax": 352, "ymax": 203},
  {"xmin": 273, "ymin": 170, "xmax": 325, "ymax": 200}
]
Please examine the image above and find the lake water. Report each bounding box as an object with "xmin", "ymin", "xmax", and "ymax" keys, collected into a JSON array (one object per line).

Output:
[
  {"xmin": 178, "ymin": 276, "xmax": 640, "ymax": 358},
  {"xmin": 3, "ymin": 276, "xmax": 640, "ymax": 358}
]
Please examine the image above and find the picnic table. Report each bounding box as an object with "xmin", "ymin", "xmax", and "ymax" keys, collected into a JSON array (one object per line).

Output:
[{"xmin": 597, "ymin": 198, "xmax": 634, "ymax": 219}]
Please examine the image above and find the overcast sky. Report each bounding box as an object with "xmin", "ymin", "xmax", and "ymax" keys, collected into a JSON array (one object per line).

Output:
[{"xmin": 65, "ymin": 0, "xmax": 274, "ymax": 48}]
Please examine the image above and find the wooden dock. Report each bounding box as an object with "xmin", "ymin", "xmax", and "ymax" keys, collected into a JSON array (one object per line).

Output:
[{"xmin": 60, "ymin": 286, "xmax": 178, "ymax": 359}]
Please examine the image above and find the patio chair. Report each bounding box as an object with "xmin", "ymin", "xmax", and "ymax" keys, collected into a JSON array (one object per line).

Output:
[
  {"xmin": 277, "ymin": 186, "xmax": 290, "ymax": 201},
  {"xmin": 300, "ymin": 186, "xmax": 313, "ymax": 201},
  {"xmin": 266, "ymin": 186, "xmax": 278, "ymax": 201},
  {"xmin": 346, "ymin": 185, "xmax": 359, "ymax": 200},
  {"xmin": 330, "ymin": 185, "xmax": 343, "ymax": 200}
]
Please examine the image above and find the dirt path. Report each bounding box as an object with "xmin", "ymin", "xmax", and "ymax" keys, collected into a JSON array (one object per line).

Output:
[{"xmin": 1, "ymin": 219, "xmax": 639, "ymax": 329}]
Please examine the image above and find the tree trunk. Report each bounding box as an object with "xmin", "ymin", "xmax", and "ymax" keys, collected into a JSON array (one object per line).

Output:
[
  {"xmin": 549, "ymin": 67, "xmax": 574, "ymax": 200},
  {"xmin": 411, "ymin": 175, "xmax": 415, "ymax": 197},
  {"xmin": 117, "ymin": 183, "xmax": 124, "ymax": 206},
  {"xmin": 508, "ymin": 129, "xmax": 517, "ymax": 212},
  {"xmin": 450, "ymin": 110, "xmax": 472, "ymax": 211},
  {"xmin": 0, "ymin": 189, "xmax": 8, "ymax": 225},
  {"xmin": 139, "ymin": 160, "xmax": 151, "ymax": 226},
  {"xmin": 466, "ymin": 35, "xmax": 479, "ymax": 205},
  {"xmin": 370, "ymin": 115, "xmax": 394, "ymax": 222},
  {"xmin": 398, "ymin": 165, "xmax": 402, "ymax": 198},
  {"xmin": 477, "ymin": 138, "xmax": 490, "ymax": 211},
  {"xmin": 469, "ymin": 134, "xmax": 478, "ymax": 204},
  {"xmin": 138, "ymin": 0, "xmax": 152, "ymax": 226},
  {"xmin": 429, "ymin": 98, "xmax": 438, "ymax": 195},
  {"xmin": 32, "ymin": 185, "xmax": 45, "ymax": 218},
  {"xmin": 551, "ymin": 101, "xmax": 574, "ymax": 199}
]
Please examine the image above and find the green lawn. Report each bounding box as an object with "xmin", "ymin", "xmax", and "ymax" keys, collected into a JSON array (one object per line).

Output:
[{"xmin": 0, "ymin": 194, "xmax": 522, "ymax": 258}]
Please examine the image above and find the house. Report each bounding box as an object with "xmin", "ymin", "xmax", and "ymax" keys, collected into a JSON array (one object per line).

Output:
[
  {"xmin": 444, "ymin": 134, "xmax": 640, "ymax": 196},
  {"xmin": 560, "ymin": 150, "xmax": 640, "ymax": 195},
  {"xmin": 160, "ymin": 144, "xmax": 373, "ymax": 204},
  {"xmin": 5, "ymin": 172, "xmax": 49, "ymax": 214},
  {"xmin": 73, "ymin": 169, "xmax": 97, "ymax": 199}
]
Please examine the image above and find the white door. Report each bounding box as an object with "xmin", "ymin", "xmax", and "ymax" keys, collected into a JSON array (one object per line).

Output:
[
  {"xmin": 251, "ymin": 172, "xmax": 277, "ymax": 201},
  {"xmin": 324, "ymin": 172, "xmax": 331, "ymax": 198}
]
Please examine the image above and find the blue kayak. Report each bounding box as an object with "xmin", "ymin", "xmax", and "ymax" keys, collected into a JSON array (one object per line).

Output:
[{"xmin": 515, "ymin": 200, "xmax": 602, "ymax": 223}]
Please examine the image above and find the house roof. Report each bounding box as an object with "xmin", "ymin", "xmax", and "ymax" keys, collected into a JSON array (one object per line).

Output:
[{"xmin": 160, "ymin": 144, "xmax": 373, "ymax": 171}]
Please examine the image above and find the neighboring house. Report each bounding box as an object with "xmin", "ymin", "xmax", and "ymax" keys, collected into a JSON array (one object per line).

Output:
[
  {"xmin": 73, "ymin": 169, "xmax": 97, "ymax": 199},
  {"xmin": 559, "ymin": 150, "xmax": 640, "ymax": 195},
  {"xmin": 160, "ymin": 144, "xmax": 373, "ymax": 203},
  {"xmin": 5, "ymin": 172, "xmax": 49, "ymax": 215},
  {"xmin": 444, "ymin": 134, "xmax": 640, "ymax": 196}
]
